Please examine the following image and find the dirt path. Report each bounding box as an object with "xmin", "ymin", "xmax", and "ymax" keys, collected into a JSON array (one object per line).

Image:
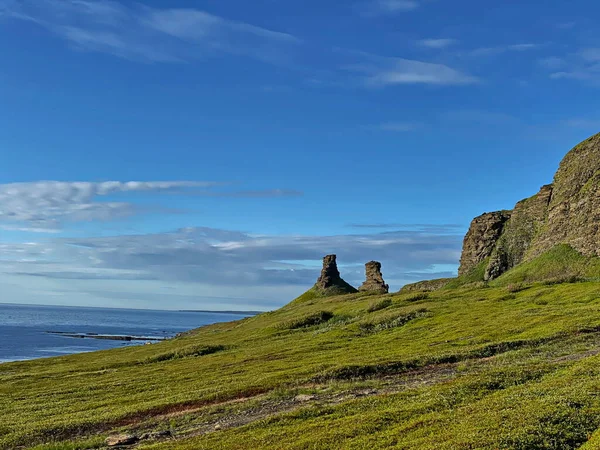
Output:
[{"xmin": 119, "ymin": 362, "xmax": 460, "ymax": 447}]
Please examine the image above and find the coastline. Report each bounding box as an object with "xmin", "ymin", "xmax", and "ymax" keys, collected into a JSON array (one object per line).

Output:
[{"xmin": 0, "ymin": 304, "xmax": 251, "ymax": 364}]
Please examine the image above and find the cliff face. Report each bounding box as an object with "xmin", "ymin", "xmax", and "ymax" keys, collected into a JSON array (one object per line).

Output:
[
  {"xmin": 484, "ymin": 184, "xmax": 553, "ymax": 280},
  {"xmin": 459, "ymin": 133, "xmax": 600, "ymax": 280},
  {"xmin": 458, "ymin": 211, "xmax": 511, "ymax": 275},
  {"xmin": 533, "ymin": 133, "xmax": 600, "ymax": 258}
]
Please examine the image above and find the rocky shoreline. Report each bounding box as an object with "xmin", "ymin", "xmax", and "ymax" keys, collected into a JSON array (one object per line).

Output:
[{"xmin": 46, "ymin": 331, "xmax": 168, "ymax": 342}]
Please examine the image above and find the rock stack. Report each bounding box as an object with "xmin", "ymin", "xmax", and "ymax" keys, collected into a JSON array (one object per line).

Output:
[
  {"xmin": 314, "ymin": 255, "xmax": 358, "ymax": 295},
  {"xmin": 358, "ymin": 261, "xmax": 389, "ymax": 294}
]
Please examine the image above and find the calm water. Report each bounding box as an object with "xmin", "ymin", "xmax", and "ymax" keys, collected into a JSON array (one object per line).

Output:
[{"xmin": 0, "ymin": 303, "xmax": 251, "ymax": 363}]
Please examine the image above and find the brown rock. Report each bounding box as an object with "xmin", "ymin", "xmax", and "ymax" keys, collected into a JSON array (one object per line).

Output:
[
  {"xmin": 484, "ymin": 184, "xmax": 553, "ymax": 280},
  {"xmin": 316, "ymin": 255, "xmax": 342, "ymax": 290},
  {"xmin": 314, "ymin": 255, "xmax": 357, "ymax": 294},
  {"xmin": 105, "ymin": 434, "xmax": 138, "ymax": 447},
  {"xmin": 459, "ymin": 211, "xmax": 512, "ymax": 275},
  {"xmin": 294, "ymin": 394, "xmax": 316, "ymax": 402},
  {"xmin": 358, "ymin": 261, "xmax": 389, "ymax": 294},
  {"xmin": 530, "ymin": 133, "xmax": 600, "ymax": 258}
]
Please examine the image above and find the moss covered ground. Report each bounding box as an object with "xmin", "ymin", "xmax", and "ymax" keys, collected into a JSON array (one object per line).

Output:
[{"xmin": 6, "ymin": 248, "xmax": 600, "ymax": 448}]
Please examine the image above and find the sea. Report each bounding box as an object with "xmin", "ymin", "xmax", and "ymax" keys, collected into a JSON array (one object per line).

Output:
[{"xmin": 0, "ymin": 303, "xmax": 254, "ymax": 363}]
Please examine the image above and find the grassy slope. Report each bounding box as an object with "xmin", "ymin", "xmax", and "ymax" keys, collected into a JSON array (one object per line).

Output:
[
  {"xmin": 493, "ymin": 244, "xmax": 600, "ymax": 285},
  {"xmin": 424, "ymin": 245, "xmax": 600, "ymax": 291},
  {"xmin": 5, "ymin": 276, "xmax": 600, "ymax": 449}
]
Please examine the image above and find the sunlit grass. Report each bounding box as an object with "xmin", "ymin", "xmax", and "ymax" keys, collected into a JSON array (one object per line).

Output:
[{"xmin": 6, "ymin": 248, "xmax": 600, "ymax": 448}]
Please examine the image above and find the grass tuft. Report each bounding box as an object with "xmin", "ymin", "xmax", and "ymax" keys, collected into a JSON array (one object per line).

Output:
[
  {"xmin": 143, "ymin": 344, "xmax": 227, "ymax": 364},
  {"xmin": 278, "ymin": 311, "xmax": 334, "ymax": 330},
  {"xmin": 366, "ymin": 298, "xmax": 392, "ymax": 313}
]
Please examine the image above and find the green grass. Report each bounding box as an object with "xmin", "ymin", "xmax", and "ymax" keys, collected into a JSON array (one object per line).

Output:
[
  {"xmin": 492, "ymin": 244, "xmax": 600, "ymax": 286},
  {"xmin": 366, "ymin": 298, "xmax": 392, "ymax": 313},
  {"xmin": 8, "ymin": 263, "xmax": 600, "ymax": 448},
  {"xmin": 278, "ymin": 310, "xmax": 334, "ymax": 329},
  {"xmin": 442, "ymin": 258, "xmax": 489, "ymax": 289}
]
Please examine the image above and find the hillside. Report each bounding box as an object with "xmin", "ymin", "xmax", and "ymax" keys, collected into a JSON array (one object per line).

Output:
[
  {"xmin": 6, "ymin": 133, "xmax": 600, "ymax": 449},
  {"xmin": 4, "ymin": 275, "xmax": 600, "ymax": 449}
]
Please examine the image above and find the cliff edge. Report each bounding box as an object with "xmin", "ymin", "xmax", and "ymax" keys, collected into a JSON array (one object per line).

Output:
[{"xmin": 458, "ymin": 132, "xmax": 600, "ymax": 281}]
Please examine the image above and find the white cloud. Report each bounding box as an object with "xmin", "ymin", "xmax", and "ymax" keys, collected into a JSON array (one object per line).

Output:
[
  {"xmin": 418, "ymin": 38, "xmax": 457, "ymax": 49},
  {"xmin": 0, "ymin": 181, "xmax": 301, "ymax": 232},
  {"xmin": 332, "ymin": 47, "xmax": 479, "ymax": 88},
  {"xmin": 353, "ymin": 57, "xmax": 478, "ymax": 86},
  {"xmin": 469, "ymin": 43, "xmax": 540, "ymax": 57},
  {"xmin": 0, "ymin": 0, "xmax": 298, "ymax": 63},
  {"xmin": 508, "ymin": 43, "xmax": 539, "ymax": 51},
  {"xmin": 545, "ymin": 48, "xmax": 600, "ymax": 83},
  {"xmin": 141, "ymin": 8, "xmax": 297, "ymax": 43},
  {"xmin": 0, "ymin": 225, "xmax": 462, "ymax": 308}
]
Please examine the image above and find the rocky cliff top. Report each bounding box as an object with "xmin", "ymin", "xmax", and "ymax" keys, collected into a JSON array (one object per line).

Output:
[{"xmin": 459, "ymin": 132, "xmax": 600, "ymax": 281}]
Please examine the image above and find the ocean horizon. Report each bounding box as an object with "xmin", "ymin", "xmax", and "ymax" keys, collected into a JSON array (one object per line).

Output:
[{"xmin": 0, "ymin": 303, "xmax": 256, "ymax": 363}]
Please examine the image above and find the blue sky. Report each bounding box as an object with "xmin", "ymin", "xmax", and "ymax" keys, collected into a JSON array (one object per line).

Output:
[{"xmin": 0, "ymin": 0, "xmax": 599, "ymax": 310}]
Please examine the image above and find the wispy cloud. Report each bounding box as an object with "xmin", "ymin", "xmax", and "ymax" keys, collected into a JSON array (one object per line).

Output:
[
  {"xmin": 557, "ymin": 22, "xmax": 576, "ymax": 30},
  {"xmin": 377, "ymin": 0, "xmax": 420, "ymax": 12},
  {"xmin": 0, "ymin": 181, "xmax": 300, "ymax": 232},
  {"xmin": 418, "ymin": 38, "xmax": 458, "ymax": 49},
  {"xmin": 0, "ymin": 225, "xmax": 462, "ymax": 305},
  {"xmin": 563, "ymin": 118, "xmax": 600, "ymax": 129},
  {"xmin": 351, "ymin": 57, "xmax": 478, "ymax": 86},
  {"xmin": 0, "ymin": 0, "xmax": 299, "ymax": 63},
  {"xmin": 348, "ymin": 223, "xmax": 463, "ymax": 233},
  {"xmin": 2, "ymin": 1, "xmax": 483, "ymax": 90},
  {"xmin": 546, "ymin": 48, "xmax": 600, "ymax": 83},
  {"xmin": 469, "ymin": 43, "xmax": 540, "ymax": 57},
  {"xmin": 373, "ymin": 122, "xmax": 423, "ymax": 132},
  {"xmin": 184, "ymin": 189, "xmax": 304, "ymax": 198},
  {"xmin": 357, "ymin": 0, "xmax": 420, "ymax": 17},
  {"xmin": 441, "ymin": 110, "xmax": 519, "ymax": 126}
]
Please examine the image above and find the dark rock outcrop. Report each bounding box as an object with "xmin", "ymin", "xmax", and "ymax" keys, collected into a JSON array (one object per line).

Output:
[
  {"xmin": 459, "ymin": 132, "xmax": 600, "ymax": 281},
  {"xmin": 459, "ymin": 211, "xmax": 511, "ymax": 275},
  {"xmin": 314, "ymin": 255, "xmax": 358, "ymax": 294},
  {"xmin": 531, "ymin": 134, "xmax": 600, "ymax": 258},
  {"xmin": 358, "ymin": 261, "xmax": 389, "ymax": 294},
  {"xmin": 484, "ymin": 184, "xmax": 553, "ymax": 280}
]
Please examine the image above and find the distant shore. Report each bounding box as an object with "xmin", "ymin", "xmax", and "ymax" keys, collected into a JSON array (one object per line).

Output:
[
  {"xmin": 178, "ymin": 310, "xmax": 264, "ymax": 315},
  {"xmin": 46, "ymin": 331, "xmax": 168, "ymax": 341}
]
